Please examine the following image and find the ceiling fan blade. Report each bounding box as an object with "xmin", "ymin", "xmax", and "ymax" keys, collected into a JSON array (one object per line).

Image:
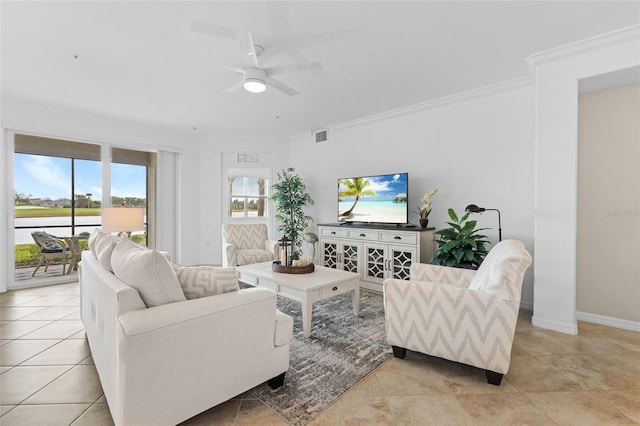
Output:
[
  {"xmin": 263, "ymin": 62, "xmax": 323, "ymax": 76},
  {"xmin": 224, "ymin": 78, "xmax": 245, "ymax": 93},
  {"xmin": 243, "ymin": 32, "xmax": 260, "ymax": 68},
  {"xmin": 265, "ymin": 76, "xmax": 299, "ymax": 96},
  {"xmin": 189, "ymin": 21, "xmax": 236, "ymax": 40},
  {"xmin": 215, "ymin": 64, "xmax": 245, "ymax": 74}
]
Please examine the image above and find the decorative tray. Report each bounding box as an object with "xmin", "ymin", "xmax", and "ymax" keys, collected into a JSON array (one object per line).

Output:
[{"xmin": 272, "ymin": 261, "xmax": 315, "ymax": 274}]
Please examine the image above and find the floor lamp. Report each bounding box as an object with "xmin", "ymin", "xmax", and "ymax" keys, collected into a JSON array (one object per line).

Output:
[{"xmin": 465, "ymin": 204, "xmax": 502, "ymax": 241}]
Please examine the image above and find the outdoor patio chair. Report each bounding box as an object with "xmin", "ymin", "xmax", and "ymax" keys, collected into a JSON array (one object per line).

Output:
[{"xmin": 31, "ymin": 231, "xmax": 72, "ymax": 276}]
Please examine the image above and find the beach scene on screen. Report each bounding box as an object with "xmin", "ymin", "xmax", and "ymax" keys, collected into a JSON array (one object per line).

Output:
[{"xmin": 338, "ymin": 173, "xmax": 408, "ymax": 223}]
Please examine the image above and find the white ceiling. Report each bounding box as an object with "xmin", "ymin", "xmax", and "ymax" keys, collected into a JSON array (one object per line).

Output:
[{"xmin": 2, "ymin": 1, "xmax": 640, "ymax": 140}]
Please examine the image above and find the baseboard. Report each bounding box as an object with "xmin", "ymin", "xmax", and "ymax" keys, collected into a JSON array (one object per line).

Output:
[
  {"xmin": 576, "ymin": 311, "xmax": 640, "ymax": 332},
  {"xmin": 531, "ymin": 315, "xmax": 578, "ymax": 335}
]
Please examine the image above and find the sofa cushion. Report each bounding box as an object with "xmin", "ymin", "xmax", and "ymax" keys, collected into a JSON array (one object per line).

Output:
[
  {"xmin": 237, "ymin": 249, "xmax": 275, "ymax": 266},
  {"xmin": 173, "ymin": 265, "xmax": 239, "ymax": 299},
  {"xmin": 93, "ymin": 231, "xmax": 121, "ymax": 272},
  {"xmin": 111, "ymin": 239, "xmax": 186, "ymax": 307}
]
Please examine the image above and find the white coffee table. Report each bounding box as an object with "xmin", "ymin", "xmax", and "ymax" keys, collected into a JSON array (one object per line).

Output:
[{"xmin": 237, "ymin": 262, "xmax": 360, "ymax": 338}]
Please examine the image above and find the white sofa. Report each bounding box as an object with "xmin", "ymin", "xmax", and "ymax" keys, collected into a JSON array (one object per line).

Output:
[
  {"xmin": 80, "ymin": 233, "xmax": 293, "ymax": 425},
  {"xmin": 383, "ymin": 239, "xmax": 532, "ymax": 385}
]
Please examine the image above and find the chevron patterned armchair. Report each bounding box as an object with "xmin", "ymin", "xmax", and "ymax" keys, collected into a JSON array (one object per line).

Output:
[
  {"xmin": 221, "ymin": 223, "xmax": 279, "ymax": 267},
  {"xmin": 383, "ymin": 239, "xmax": 532, "ymax": 385}
]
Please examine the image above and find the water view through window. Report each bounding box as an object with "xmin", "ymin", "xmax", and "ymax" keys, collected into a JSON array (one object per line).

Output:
[{"xmin": 14, "ymin": 152, "xmax": 148, "ymax": 277}]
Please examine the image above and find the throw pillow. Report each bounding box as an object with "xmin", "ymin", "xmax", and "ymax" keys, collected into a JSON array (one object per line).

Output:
[
  {"xmin": 88, "ymin": 229, "xmax": 107, "ymax": 257},
  {"xmin": 173, "ymin": 265, "xmax": 239, "ymax": 299},
  {"xmin": 94, "ymin": 232, "xmax": 121, "ymax": 272},
  {"xmin": 111, "ymin": 238, "xmax": 186, "ymax": 307}
]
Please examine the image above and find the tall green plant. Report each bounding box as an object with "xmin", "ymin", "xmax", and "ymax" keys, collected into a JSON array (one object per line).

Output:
[
  {"xmin": 270, "ymin": 168, "xmax": 314, "ymax": 258},
  {"xmin": 431, "ymin": 208, "xmax": 489, "ymax": 269}
]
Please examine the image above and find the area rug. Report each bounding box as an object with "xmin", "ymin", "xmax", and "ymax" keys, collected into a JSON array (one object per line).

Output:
[{"xmin": 249, "ymin": 289, "xmax": 392, "ymax": 425}]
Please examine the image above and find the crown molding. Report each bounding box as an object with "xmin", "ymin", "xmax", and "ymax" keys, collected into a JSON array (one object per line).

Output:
[
  {"xmin": 321, "ymin": 76, "xmax": 533, "ymax": 134},
  {"xmin": 526, "ymin": 24, "xmax": 640, "ymax": 71}
]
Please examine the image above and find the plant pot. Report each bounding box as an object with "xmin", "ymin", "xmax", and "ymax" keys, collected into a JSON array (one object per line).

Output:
[{"xmin": 419, "ymin": 219, "xmax": 429, "ymax": 229}]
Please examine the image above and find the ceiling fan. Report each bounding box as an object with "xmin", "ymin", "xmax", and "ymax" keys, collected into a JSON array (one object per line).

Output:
[{"xmin": 190, "ymin": 22, "xmax": 323, "ymax": 96}]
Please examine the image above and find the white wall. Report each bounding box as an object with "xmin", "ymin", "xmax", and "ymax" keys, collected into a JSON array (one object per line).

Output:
[
  {"xmin": 195, "ymin": 137, "xmax": 290, "ymax": 266},
  {"xmin": 0, "ymin": 98, "xmax": 202, "ymax": 287},
  {"xmin": 528, "ymin": 24, "xmax": 640, "ymax": 334},
  {"xmin": 577, "ymin": 83, "xmax": 640, "ymax": 326},
  {"xmin": 288, "ymin": 81, "xmax": 537, "ymax": 307}
]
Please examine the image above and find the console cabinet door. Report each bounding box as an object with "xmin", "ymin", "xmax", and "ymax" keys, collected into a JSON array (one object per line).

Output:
[
  {"xmin": 388, "ymin": 245, "xmax": 417, "ymax": 280},
  {"xmin": 320, "ymin": 239, "xmax": 361, "ymax": 274},
  {"xmin": 341, "ymin": 241, "xmax": 360, "ymax": 274},
  {"xmin": 320, "ymin": 239, "xmax": 340, "ymax": 269},
  {"xmin": 363, "ymin": 242, "xmax": 388, "ymax": 284}
]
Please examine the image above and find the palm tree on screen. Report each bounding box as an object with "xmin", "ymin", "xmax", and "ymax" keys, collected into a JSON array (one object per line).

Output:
[{"xmin": 339, "ymin": 178, "xmax": 377, "ymax": 217}]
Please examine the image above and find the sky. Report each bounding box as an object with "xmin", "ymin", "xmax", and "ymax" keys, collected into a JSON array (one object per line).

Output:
[
  {"xmin": 338, "ymin": 173, "xmax": 408, "ymax": 201},
  {"xmin": 14, "ymin": 153, "xmax": 147, "ymax": 200}
]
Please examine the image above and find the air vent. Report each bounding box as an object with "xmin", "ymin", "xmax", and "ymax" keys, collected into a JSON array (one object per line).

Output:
[
  {"xmin": 236, "ymin": 153, "xmax": 259, "ymax": 164},
  {"xmin": 314, "ymin": 129, "xmax": 328, "ymax": 143}
]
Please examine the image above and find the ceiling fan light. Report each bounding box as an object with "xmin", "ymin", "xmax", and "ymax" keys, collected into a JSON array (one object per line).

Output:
[{"xmin": 244, "ymin": 78, "xmax": 266, "ymax": 93}]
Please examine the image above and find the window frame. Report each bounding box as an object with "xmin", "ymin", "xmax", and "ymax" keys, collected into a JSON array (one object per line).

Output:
[{"xmin": 226, "ymin": 168, "xmax": 271, "ymax": 223}]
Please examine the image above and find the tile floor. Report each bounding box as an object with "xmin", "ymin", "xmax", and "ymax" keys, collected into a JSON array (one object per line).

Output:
[{"xmin": 1, "ymin": 282, "xmax": 639, "ymax": 425}]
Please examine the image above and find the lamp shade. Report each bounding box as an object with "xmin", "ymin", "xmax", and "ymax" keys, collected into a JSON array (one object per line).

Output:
[{"xmin": 101, "ymin": 207, "xmax": 145, "ymax": 233}]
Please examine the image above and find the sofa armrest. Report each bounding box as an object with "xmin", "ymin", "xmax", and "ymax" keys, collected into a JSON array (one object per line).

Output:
[
  {"xmin": 409, "ymin": 263, "xmax": 476, "ymax": 288},
  {"xmin": 383, "ymin": 278, "xmax": 519, "ymax": 374},
  {"xmin": 118, "ymin": 287, "xmax": 276, "ymax": 335},
  {"xmin": 113, "ymin": 287, "xmax": 290, "ymax": 425},
  {"xmin": 222, "ymin": 242, "xmax": 237, "ymax": 267}
]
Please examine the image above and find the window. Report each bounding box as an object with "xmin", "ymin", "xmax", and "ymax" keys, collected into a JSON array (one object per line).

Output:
[
  {"xmin": 229, "ymin": 175, "xmax": 269, "ymax": 218},
  {"xmin": 222, "ymin": 152, "xmax": 272, "ymax": 225},
  {"xmin": 12, "ymin": 133, "xmax": 157, "ymax": 285}
]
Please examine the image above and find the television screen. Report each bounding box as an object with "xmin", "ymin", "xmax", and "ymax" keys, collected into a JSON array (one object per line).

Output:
[{"xmin": 338, "ymin": 172, "xmax": 408, "ymax": 224}]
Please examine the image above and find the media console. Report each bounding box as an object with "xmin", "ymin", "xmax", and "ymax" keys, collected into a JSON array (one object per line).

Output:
[{"xmin": 318, "ymin": 223, "xmax": 435, "ymax": 292}]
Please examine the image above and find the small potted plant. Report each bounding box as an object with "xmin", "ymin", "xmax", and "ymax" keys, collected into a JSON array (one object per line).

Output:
[
  {"xmin": 430, "ymin": 208, "xmax": 489, "ymax": 269},
  {"xmin": 418, "ymin": 189, "xmax": 438, "ymax": 228},
  {"xmin": 270, "ymin": 167, "xmax": 314, "ymax": 269}
]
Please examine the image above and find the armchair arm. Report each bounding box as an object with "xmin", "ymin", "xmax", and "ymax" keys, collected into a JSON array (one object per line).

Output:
[
  {"xmin": 265, "ymin": 240, "xmax": 280, "ymax": 258},
  {"xmin": 222, "ymin": 242, "xmax": 237, "ymax": 267},
  {"xmin": 383, "ymin": 278, "xmax": 519, "ymax": 374},
  {"xmin": 409, "ymin": 263, "xmax": 476, "ymax": 288},
  {"xmin": 46, "ymin": 235, "xmax": 69, "ymax": 251}
]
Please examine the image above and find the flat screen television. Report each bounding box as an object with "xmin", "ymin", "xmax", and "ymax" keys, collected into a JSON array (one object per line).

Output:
[{"xmin": 338, "ymin": 172, "xmax": 409, "ymax": 224}]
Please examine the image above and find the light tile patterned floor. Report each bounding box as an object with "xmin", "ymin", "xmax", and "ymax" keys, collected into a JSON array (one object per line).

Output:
[{"xmin": 1, "ymin": 282, "xmax": 639, "ymax": 425}]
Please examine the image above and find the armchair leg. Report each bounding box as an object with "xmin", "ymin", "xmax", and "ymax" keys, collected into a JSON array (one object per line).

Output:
[
  {"xmin": 268, "ymin": 372, "xmax": 286, "ymax": 389},
  {"xmin": 391, "ymin": 346, "xmax": 407, "ymax": 359},
  {"xmin": 485, "ymin": 370, "xmax": 503, "ymax": 386}
]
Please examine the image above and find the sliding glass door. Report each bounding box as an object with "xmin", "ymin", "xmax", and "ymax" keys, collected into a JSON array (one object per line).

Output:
[{"xmin": 12, "ymin": 134, "xmax": 155, "ymax": 286}]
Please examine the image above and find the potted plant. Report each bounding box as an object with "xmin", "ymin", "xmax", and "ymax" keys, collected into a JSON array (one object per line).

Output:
[
  {"xmin": 418, "ymin": 189, "xmax": 438, "ymax": 228},
  {"xmin": 430, "ymin": 208, "xmax": 489, "ymax": 269},
  {"xmin": 270, "ymin": 167, "xmax": 314, "ymax": 261}
]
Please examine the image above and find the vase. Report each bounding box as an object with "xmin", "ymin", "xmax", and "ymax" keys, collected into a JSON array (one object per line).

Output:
[{"xmin": 419, "ymin": 219, "xmax": 429, "ymax": 229}]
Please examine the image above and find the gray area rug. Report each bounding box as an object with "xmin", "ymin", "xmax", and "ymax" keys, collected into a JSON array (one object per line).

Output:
[{"xmin": 249, "ymin": 289, "xmax": 392, "ymax": 425}]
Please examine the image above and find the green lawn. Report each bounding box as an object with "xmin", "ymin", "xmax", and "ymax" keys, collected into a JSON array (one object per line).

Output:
[
  {"xmin": 15, "ymin": 235, "xmax": 146, "ymax": 266},
  {"xmin": 15, "ymin": 208, "xmax": 102, "ymax": 218}
]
